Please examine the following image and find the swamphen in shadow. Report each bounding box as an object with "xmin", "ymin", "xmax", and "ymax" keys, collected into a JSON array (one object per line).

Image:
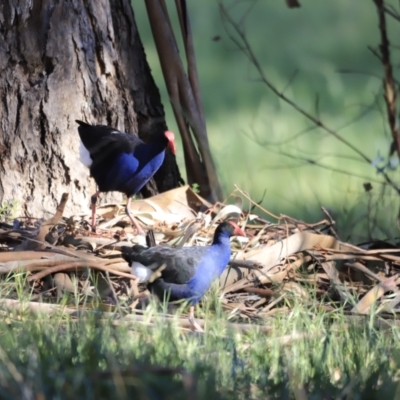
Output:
[
  {"xmin": 76, "ymin": 120, "xmax": 176, "ymax": 233},
  {"xmin": 121, "ymin": 221, "xmax": 246, "ymax": 330}
]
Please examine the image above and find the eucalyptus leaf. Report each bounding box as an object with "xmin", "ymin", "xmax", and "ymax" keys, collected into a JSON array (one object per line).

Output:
[{"xmin": 211, "ymin": 205, "xmax": 242, "ymax": 224}]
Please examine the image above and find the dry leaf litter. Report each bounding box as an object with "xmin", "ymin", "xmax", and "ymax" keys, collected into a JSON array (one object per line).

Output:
[{"xmin": 0, "ymin": 185, "xmax": 399, "ymax": 333}]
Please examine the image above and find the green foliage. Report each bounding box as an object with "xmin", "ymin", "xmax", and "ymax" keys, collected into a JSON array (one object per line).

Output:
[
  {"xmin": 191, "ymin": 183, "xmax": 201, "ymax": 194},
  {"xmin": 0, "ymin": 200, "xmax": 18, "ymax": 222}
]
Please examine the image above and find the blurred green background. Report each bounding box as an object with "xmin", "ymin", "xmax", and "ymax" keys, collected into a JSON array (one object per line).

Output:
[{"xmin": 134, "ymin": 0, "xmax": 400, "ymax": 242}]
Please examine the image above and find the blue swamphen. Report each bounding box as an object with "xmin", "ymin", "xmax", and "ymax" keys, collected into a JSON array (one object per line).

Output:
[
  {"xmin": 76, "ymin": 120, "xmax": 176, "ymax": 233},
  {"xmin": 121, "ymin": 220, "xmax": 246, "ymax": 329}
]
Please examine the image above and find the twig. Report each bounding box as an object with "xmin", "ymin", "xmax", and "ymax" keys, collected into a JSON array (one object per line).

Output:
[
  {"xmin": 383, "ymin": 4, "xmax": 400, "ymax": 21},
  {"xmin": 219, "ymin": 2, "xmax": 400, "ymax": 195},
  {"xmin": 233, "ymin": 185, "xmax": 280, "ymax": 220},
  {"xmin": 373, "ymin": 0, "xmax": 400, "ymax": 159},
  {"xmin": 27, "ymin": 261, "xmax": 137, "ymax": 282}
]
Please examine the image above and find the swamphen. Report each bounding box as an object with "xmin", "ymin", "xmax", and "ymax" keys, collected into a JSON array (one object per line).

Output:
[
  {"xmin": 76, "ymin": 120, "xmax": 176, "ymax": 233},
  {"xmin": 121, "ymin": 221, "xmax": 246, "ymax": 330}
]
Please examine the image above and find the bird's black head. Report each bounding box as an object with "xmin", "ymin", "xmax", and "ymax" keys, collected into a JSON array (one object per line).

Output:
[{"xmin": 214, "ymin": 220, "xmax": 246, "ymax": 238}]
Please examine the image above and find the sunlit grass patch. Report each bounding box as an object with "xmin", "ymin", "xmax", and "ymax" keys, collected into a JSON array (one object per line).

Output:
[{"xmin": 0, "ymin": 282, "xmax": 397, "ymax": 398}]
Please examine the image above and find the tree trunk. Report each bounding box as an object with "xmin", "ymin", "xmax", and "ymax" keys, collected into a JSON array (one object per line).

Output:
[
  {"xmin": 145, "ymin": 0, "xmax": 223, "ymax": 203},
  {"xmin": 0, "ymin": 0, "xmax": 182, "ymax": 219}
]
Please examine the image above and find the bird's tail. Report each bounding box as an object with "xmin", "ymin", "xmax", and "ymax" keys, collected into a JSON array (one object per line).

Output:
[
  {"xmin": 75, "ymin": 119, "xmax": 91, "ymax": 127},
  {"xmin": 120, "ymin": 244, "xmax": 148, "ymax": 264}
]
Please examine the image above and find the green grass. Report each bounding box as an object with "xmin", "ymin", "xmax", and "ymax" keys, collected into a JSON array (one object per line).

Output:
[
  {"xmin": 134, "ymin": 0, "xmax": 400, "ymax": 242},
  {"xmin": 0, "ymin": 275, "xmax": 400, "ymax": 399}
]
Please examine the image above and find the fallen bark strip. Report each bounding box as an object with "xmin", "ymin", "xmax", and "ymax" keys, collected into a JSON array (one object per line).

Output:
[
  {"xmin": 0, "ymin": 255, "xmax": 130, "ymax": 275},
  {"xmin": 1, "ymin": 298, "xmax": 399, "ymax": 334},
  {"xmin": 0, "ymin": 298, "xmax": 273, "ymax": 333},
  {"xmin": 319, "ymin": 246, "xmax": 400, "ymax": 256},
  {"xmin": 118, "ymin": 314, "xmax": 273, "ymax": 333},
  {"xmin": 351, "ymin": 275, "xmax": 400, "ymax": 314},
  {"xmin": 16, "ymin": 239, "xmax": 103, "ymax": 261},
  {"xmin": 27, "ymin": 261, "xmax": 135, "ymax": 281},
  {"xmin": 17, "ymin": 193, "xmax": 69, "ymax": 251},
  {"xmin": 0, "ymin": 298, "xmax": 75, "ymax": 316},
  {"xmin": 0, "ymin": 251, "xmax": 64, "ymax": 262},
  {"xmin": 321, "ymin": 254, "xmax": 389, "ymax": 262},
  {"xmin": 328, "ymin": 248, "xmax": 399, "ymax": 255},
  {"xmin": 0, "ymin": 257, "xmax": 77, "ymax": 271},
  {"xmin": 62, "ymin": 235, "xmax": 132, "ymax": 248}
]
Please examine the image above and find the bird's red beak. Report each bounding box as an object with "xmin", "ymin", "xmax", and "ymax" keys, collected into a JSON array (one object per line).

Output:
[
  {"xmin": 229, "ymin": 221, "xmax": 246, "ymax": 237},
  {"xmin": 165, "ymin": 131, "xmax": 176, "ymax": 155}
]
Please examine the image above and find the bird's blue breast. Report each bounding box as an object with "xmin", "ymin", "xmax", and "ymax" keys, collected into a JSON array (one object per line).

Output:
[{"xmin": 186, "ymin": 240, "xmax": 231, "ymax": 304}]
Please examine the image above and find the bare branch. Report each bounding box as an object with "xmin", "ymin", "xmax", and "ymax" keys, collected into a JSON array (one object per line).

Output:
[
  {"xmin": 281, "ymin": 69, "xmax": 299, "ymax": 95},
  {"xmin": 383, "ymin": 4, "xmax": 400, "ymax": 21},
  {"xmin": 314, "ymin": 93, "xmax": 320, "ymax": 120},
  {"xmin": 373, "ymin": 0, "xmax": 400, "ymax": 159},
  {"xmin": 265, "ymin": 148, "xmax": 389, "ymax": 185},
  {"xmin": 368, "ymin": 45, "xmax": 383, "ymax": 61},
  {"xmin": 219, "ymin": 1, "xmax": 400, "ymax": 195}
]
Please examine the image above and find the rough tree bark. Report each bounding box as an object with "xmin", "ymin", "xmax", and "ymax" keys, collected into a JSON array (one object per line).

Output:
[{"xmin": 0, "ymin": 0, "xmax": 181, "ymax": 218}]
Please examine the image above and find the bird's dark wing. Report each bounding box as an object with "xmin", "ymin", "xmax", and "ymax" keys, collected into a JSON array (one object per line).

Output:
[
  {"xmin": 76, "ymin": 120, "xmax": 143, "ymax": 163},
  {"xmin": 122, "ymin": 245, "xmax": 209, "ymax": 284}
]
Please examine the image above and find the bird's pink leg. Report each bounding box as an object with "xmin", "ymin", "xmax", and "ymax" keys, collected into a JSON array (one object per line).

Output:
[
  {"xmin": 188, "ymin": 305, "xmax": 204, "ymax": 332},
  {"xmin": 125, "ymin": 196, "xmax": 145, "ymax": 235},
  {"xmin": 91, "ymin": 191, "xmax": 101, "ymax": 232}
]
